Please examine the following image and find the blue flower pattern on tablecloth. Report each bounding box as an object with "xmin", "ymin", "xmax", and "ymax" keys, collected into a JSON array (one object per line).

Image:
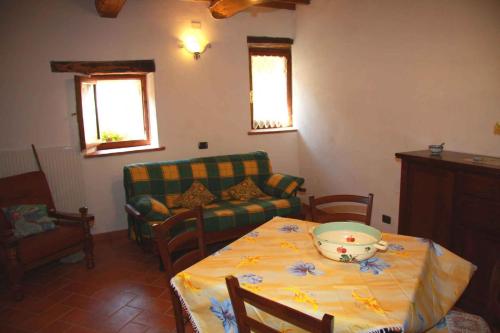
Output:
[
  {"xmin": 212, "ymin": 246, "xmax": 232, "ymax": 256},
  {"xmin": 403, "ymin": 310, "xmax": 426, "ymax": 332},
  {"xmin": 239, "ymin": 273, "xmax": 263, "ymax": 284},
  {"xmin": 359, "ymin": 257, "xmax": 390, "ymax": 275},
  {"xmin": 209, "ymin": 297, "xmax": 238, "ymax": 333},
  {"xmin": 435, "ymin": 316, "xmax": 447, "ymax": 329},
  {"xmin": 418, "ymin": 238, "xmax": 443, "ymax": 256},
  {"xmin": 288, "ymin": 261, "xmax": 324, "ymax": 276},
  {"xmin": 388, "ymin": 243, "xmax": 404, "ymax": 251},
  {"xmin": 247, "ymin": 231, "xmax": 259, "ymax": 238},
  {"xmin": 279, "ymin": 224, "xmax": 300, "ymax": 233}
]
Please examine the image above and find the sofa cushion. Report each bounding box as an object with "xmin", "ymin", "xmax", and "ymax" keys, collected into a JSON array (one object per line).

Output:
[
  {"xmin": 227, "ymin": 178, "xmax": 265, "ymax": 201},
  {"xmin": 136, "ymin": 196, "xmax": 301, "ymax": 239},
  {"xmin": 179, "ymin": 196, "xmax": 301, "ymax": 233},
  {"xmin": 263, "ymin": 173, "xmax": 304, "ymax": 198},
  {"xmin": 18, "ymin": 225, "xmax": 85, "ymax": 264},
  {"xmin": 175, "ymin": 181, "xmax": 216, "ymax": 209},
  {"xmin": 129, "ymin": 195, "xmax": 170, "ymax": 221}
]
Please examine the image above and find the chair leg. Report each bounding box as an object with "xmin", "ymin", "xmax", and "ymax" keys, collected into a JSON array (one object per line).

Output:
[
  {"xmin": 84, "ymin": 236, "xmax": 95, "ymax": 269},
  {"xmin": 170, "ymin": 287, "xmax": 186, "ymax": 333}
]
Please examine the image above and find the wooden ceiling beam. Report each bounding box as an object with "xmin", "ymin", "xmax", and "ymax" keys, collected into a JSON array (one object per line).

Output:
[
  {"xmin": 95, "ymin": 0, "xmax": 127, "ymax": 18},
  {"xmin": 255, "ymin": 2, "xmax": 296, "ymax": 10},
  {"xmin": 209, "ymin": 0, "xmax": 310, "ymax": 18}
]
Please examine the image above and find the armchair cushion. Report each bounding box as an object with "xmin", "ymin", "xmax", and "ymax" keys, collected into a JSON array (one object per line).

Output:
[
  {"xmin": 263, "ymin": 173, "xmax": 304, "ymax": 198},
  {"xmin": 2, "ymin": 204, "xmax": 56, "ymax": 238},
  {"xmin": 129, "ymin": 195, "xmax": 170, "ymax": 221}
]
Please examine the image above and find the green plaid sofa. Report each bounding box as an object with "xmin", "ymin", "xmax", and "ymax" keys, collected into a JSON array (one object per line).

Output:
[{"xmin": 123, "ymin": 151, "xmax": 304, "ymax": 244}]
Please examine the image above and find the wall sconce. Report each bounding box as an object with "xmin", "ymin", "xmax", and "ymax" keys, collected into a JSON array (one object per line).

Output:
[{"xmin": 180, "ymin": 21, "xmax": 211, "ymax": 60}]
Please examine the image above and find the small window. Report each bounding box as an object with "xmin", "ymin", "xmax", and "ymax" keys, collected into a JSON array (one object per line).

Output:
[
  {"xmin": 75, "ymin": 74, "xmax": 150, "ymax": 152},
  {"xmin": 248, "ymin": 37, "xmax": 293, "ymax": 132}
]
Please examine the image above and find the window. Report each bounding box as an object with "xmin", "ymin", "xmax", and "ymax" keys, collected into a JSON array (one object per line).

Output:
[
  {"xmin": 75, "ymin": 74, "xmax": 152, "ymax": 154},
  {"xmin": 248, "ymin": 37, "xmax": 294, "ymax": 133}
]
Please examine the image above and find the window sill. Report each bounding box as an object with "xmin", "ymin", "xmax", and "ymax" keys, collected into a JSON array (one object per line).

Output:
[
  {"xmin": 84, "ymin": 144, "xmax": 165, "ymax": 158},
  {"xmin": 248, "ymin": 127, "xmax": 298, "ymax": 135}
]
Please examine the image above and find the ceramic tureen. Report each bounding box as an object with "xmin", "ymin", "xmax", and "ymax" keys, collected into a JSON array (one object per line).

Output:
[{"xmin": 310, "ymin": 222, "xmax": 388, "ymax": 263}]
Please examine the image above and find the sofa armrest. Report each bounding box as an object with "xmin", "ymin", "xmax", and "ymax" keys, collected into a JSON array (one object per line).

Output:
[
  {"xmin": 263, "ymin": 173, "xmax": 305, "ymax": 198},
  {"xmin": 125, "ymin": 203, "xmax": 147, "ymax": 221}
]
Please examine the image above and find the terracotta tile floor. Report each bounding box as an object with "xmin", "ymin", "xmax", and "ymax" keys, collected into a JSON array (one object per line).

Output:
[{"xmin": 0, "ymin": 237, "xmax": 196, "ymax": 333}]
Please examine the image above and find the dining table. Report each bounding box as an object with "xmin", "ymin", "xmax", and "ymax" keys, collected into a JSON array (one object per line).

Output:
[{"xmin": 171, "ymin": 217, "xmax": 476, "ymax": 333}]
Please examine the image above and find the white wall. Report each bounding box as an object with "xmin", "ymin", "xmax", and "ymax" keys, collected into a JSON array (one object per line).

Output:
[
  {"xmin": 294, "ymin": 0, "xmax": 500, "ymax": 232},
  {"xmin": 0, "ymin": 0, "xmax": 299, "ymax": 233}
]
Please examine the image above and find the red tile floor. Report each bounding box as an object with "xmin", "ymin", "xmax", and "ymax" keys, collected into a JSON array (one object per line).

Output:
[{"xmin": 0, "ymin": 237, "xmax": 196, "ymax": 333}]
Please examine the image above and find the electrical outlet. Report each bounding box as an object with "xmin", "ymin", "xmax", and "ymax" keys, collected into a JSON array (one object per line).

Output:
[
  {"xmin": 382, "ymin": 214, "xmax": 391, "ymax": 224},
  {"xmin": 495, "ymin": 122, "xmax": 500, "ymax": 135},
  {"xmin": 198, "ymin": 142, "xmax": 208, "ymax": 149}
]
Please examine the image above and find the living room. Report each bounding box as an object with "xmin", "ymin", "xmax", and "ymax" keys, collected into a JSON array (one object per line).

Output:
[{"xmin": 0, "ymin": 1, "xmax": 498, "ymax": 332}]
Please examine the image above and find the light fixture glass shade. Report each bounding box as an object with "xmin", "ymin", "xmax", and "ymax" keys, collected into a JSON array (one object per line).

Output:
[{"xmin": 181, "ymin": 32, "xmax": 210, "ymax": 59}]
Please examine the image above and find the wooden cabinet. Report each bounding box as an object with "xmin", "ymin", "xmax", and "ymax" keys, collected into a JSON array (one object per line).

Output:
[{"xmin": 396, "ymin": 150, "xmax": 500, "ymax": 317}]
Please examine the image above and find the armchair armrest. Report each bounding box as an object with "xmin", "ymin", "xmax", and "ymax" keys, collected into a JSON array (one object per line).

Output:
[{"xmin": 49, "ymin": 208, "xmax": 94, "ymax": 223}]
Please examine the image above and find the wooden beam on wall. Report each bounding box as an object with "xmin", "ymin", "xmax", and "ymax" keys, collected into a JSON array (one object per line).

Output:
[
  {"xmin": 50, "ymin": 60, "xmax": 155, "ymax": 75},
  {"xmin": 95, "ymin": 0, "xmax": 127, "ymax": 18}
]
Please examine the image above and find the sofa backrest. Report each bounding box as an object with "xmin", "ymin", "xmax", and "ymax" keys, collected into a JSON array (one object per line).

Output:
[{"xmin": 123, "ymin": 151, "xmax": 272, "ymax": 208}]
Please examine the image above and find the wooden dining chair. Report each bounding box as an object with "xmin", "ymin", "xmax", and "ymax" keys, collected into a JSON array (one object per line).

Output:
[
  {"xmin": 225, "ymin": 275, "xmax": 334, "ymax": 333},
  {"xmin": 153, "ymin": 207, "xmax": 207, "ymax": 333},
  {"xmin": 308, "ymin": 193, "xmax": 374, "ymax": 225}
]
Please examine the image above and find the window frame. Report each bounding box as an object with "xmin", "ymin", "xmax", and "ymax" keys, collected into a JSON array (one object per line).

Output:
[
  {"xmin": 74, "ymin": 73, "xmax": 151, "ymax": 152},
  {"xmin": 247, "ymin": 37, "xmax": 293, "ymax": 133}
]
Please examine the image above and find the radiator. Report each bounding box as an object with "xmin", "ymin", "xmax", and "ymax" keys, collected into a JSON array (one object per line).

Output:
[{"xmin": 0, "ymin": 146, "xmax": 85, "ymax": 211}]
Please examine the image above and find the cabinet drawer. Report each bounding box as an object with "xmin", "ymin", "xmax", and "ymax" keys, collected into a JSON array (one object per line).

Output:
[
  {"xmin": 458, "ymin": 173, "xmax": 500, "ymax": 201},
  {"xmin": 456, "ymin": 196, "xmax": 500, "ymax": 235}
]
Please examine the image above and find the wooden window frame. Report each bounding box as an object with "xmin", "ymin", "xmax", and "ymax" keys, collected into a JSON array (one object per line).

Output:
[
  {"xmin": 248, "ymin": 38, "xmax": 293, "ymax": 133},
  {"xmin": 74, "ymin": 74, "xmax": 150, "ymax": 152}
]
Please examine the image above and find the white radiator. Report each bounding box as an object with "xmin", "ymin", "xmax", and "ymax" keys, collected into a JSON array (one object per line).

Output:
[{"xmin": 0, "ymin": 146, "xmax": 85, "ymax": 212}]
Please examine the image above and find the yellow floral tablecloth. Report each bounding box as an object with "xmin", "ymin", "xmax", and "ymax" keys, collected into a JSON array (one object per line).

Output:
[{"xmin": 171, "ymin": 217, "xmax": 475, "ymax": 333}]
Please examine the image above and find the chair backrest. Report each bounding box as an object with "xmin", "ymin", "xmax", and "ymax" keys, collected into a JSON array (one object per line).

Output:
[
  {"xmin": 225, "ymin": 275, "xmax": 334, "ymax": 333},
  {"xmin": 153, "ymin": 207, "xmax": 207, "ymax": 279},
  {"xmin": 308, "ymin": 194, "xmax": 374, "ymax": 225},
  {"xmin": 0, "ymin": 171, "xmax": 55, "ymax": 230}
]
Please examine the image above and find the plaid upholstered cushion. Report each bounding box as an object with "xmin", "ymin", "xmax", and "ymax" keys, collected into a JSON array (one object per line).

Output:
[
  {"xmin": 137, "ymin": 197, "xmax": 301, "ymax": 238},
  {"xmin": 263, "ymin": 173, "xmax": 304, "ymax": 198}
]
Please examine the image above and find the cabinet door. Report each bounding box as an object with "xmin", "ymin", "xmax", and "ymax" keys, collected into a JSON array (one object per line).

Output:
[
  {"xmin": 398, "ymin": 161, "xmax": 454, "ymax": 247},
  {"xmin": 453, "ymin": 225, "xmax": 500, "ymax": 314}
]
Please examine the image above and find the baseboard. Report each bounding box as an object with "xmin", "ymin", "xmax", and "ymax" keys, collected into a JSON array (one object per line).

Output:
[{"xmin": 93, "ymin": 229, "xmax": 128, "ymax": 243}]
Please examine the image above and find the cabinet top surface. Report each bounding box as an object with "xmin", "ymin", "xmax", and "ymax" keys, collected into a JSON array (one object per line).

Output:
[{"xmin": 395, "ymin": 150, "xmax": 500, "ymax": 173}]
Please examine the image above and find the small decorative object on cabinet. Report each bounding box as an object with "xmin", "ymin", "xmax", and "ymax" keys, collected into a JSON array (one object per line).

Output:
[{"xmin": 395, "ymin": 150, "xmax": 499, "ymax": 328}]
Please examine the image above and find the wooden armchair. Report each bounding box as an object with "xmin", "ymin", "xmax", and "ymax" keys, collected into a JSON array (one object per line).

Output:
[{"xmin": 0, "ymin": 171, "xmax": 94, "ymax": 300}]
